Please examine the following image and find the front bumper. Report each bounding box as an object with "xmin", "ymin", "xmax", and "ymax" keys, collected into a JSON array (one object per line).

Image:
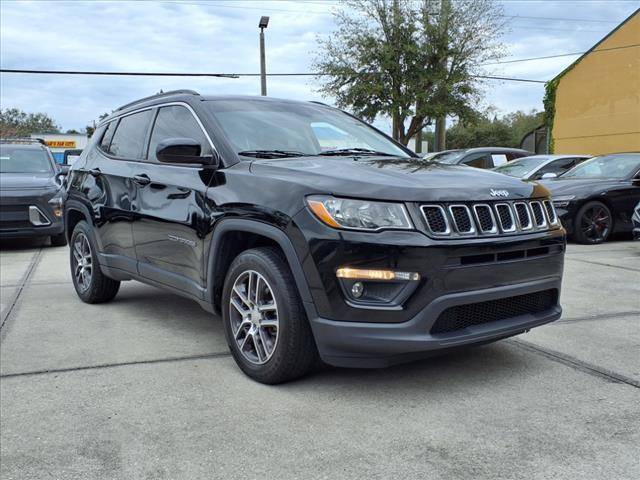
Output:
[
  {"xmin": 291, "ymin": 207, "xmax": 565, "ymax": 367},
  {"xmin": 310, "ymin": 277, "xmax": 561, "ymax": 367},
  {"xmin": 0, "ymin": 190, "xmax": 64, "ymax": 238}
]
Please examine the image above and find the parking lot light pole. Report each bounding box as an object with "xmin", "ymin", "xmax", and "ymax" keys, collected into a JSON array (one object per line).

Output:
[{"xmin": 259, "ymin": 16, "xmax": 269, "ymax": 96}]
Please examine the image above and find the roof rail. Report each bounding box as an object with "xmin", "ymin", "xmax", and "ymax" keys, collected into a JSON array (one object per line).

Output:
[
  {"xmin": 0, "ymin": 137, "xmax": 47, "ymax": 145},
  {"xmin": 309, "ymin": 100, "xmax": 331, "ymax": 107},
  {"xmin": 116, "ymin": 89, "xmax": 200, "ymax": 112}
]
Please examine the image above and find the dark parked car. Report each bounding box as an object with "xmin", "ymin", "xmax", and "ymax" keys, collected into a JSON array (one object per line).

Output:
[
  {"xmin": 429, "ymin": 147, "xmax": 532, "ymax": 169},
  {"xmin": 493, "ymin": 154, "xmax": 590, "ymax": 181},
  {"xmin": 541, "ymin": 153, "xmax": 640, "ymax": 244},
  {"xmin": 632, "ymin": 201, "xmax": 640, "ymax": 240},
  {"xmin": 65, "ymin": 91, "xmax": 565, "ymax": 383},
  {"xmin": 0, "ymin": 139, "xmax": 68, "ymax": 246}
]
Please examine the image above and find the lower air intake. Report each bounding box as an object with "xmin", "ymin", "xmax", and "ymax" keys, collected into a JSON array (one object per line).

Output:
[{"xmin": 430, "ymin": 289, "xmax": 558, "ymax": 334}]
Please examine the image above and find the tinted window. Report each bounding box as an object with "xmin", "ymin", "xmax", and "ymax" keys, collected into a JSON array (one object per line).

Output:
[
  {"xmin": 100, "ymin": 121, "xmax": 117, "ymax": 152},
  {"xmin": 0, "ymin": 146, "xmax": 52, "ymax": 173},
  {"xmin": 462, "ymin": 152, "xmax": 490, "ymax": 169},
  {"xmin": 148, "ymin": 106, "xmax": 211, "ymax": 162},
  {"xmin": 534, "ymin": 158, "xmax": 577, "ymax": 178},
  {"xmin": 563, "ymin": 154, "xmax": 640, "ymax": 179},
  {"xmin": 108, "ymin": 110, "xmax": 152, "ymax": 159}
]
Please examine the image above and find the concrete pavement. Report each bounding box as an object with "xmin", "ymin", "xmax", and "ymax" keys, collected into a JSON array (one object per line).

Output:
[{"xmin": 1, "ymin": 237, "xmax": 638, "ymax": 479}]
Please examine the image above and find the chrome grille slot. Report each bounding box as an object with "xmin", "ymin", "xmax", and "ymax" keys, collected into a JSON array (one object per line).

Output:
[
  {"xmin": 420, "ymin": 199, "xmax": 558, "ymax": 239},
  {"xmin": 543, "ymin": 200, "xmax": 558, "ymax": 225},
  {"xmin": 449, "ymin": 205, "xmax": 475, "ymax": 234},
  {"xmin": 514, "ymin": 202, "xmax": 533, "ymax": 230},
  {"xmin": 473, "ymin": 204, "xmax": 497, "ymax": 234},
  {"xmin": 421, "ymin": 205, "xmax": 449, "ymax": 235},
  {"xmin": 495, "ymin": 203, "xmax": 516, "ymax": 232},
  {"xmin": 530, "ymin": 201, "xmax": 547, "ymax": 228}
]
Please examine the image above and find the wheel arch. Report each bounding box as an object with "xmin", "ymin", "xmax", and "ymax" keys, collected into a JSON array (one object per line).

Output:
[
  {"xmin": 206, "ymin": 219, "xmax": 316, "ymax": 318},
  {"xmin": 64, "ymin": 200, "xmax": 93, "ymax": 242}
]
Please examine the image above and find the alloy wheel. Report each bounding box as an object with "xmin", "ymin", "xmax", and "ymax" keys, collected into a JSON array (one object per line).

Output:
[
  {"xmin": 580, "ymin": 205, "xmax": 611, "ymax": 243},
  {"xmin": 72, "ymin": 233, "xmax": 93, "ymax": 291},
  {"xmin": 229, "ymin": 270, "xmax": 279, "ymax": 365}
]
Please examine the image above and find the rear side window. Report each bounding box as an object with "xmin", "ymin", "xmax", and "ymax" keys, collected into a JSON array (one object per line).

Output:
[
  {"xmin": 100, "ymin": 121, "xmax": 117, "ymax": 152},
  {"xmin": 462, "ymin": 152, "xmax": 490, "ymax": 169},
  {"xmin": 148, "ymin": 106, "xmax": 211, "ymax": 162},
  {"xmin": 108, "ymin": 110, "xmax": 153, "ymax": 159}
]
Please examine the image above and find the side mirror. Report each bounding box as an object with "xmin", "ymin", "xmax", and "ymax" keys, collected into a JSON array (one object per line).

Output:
[
  {"xmin": 156, "ymin": 138, "xmax": 214, "ymax": 165},
  {"xmin": 58, "ymin": 165, "xmax": 71, "ymax": 175},
  {"xmin": 541, "ymin": 172, "xmax": 557, "ymax": 179}
]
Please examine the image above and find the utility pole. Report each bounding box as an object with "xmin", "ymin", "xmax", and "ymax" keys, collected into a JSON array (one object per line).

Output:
[
  {"xmin": 434, "ymin": 0, "xmax": 450, "ymax": 151},
  {"xmin": 259, "ymin": 16, "xmax": 269, "ymax": 96}
]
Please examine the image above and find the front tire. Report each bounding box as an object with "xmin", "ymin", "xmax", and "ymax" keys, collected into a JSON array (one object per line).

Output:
[
  {"xmin": 70, "ymin": 221, "xmax": 120, "ymax": 303},
  {"xmin": 573, "ymin": 201, "xmax": 612, "ymax": 244},
  {"xmin": 222, "ymin": 247, "xmax": 317, "ymax": 384}
]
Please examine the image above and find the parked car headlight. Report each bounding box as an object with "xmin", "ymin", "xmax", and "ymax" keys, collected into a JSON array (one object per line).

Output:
[
  {"xmin": 552, "ymin": 195, "xmax": 575, "ymax": 208},
  {"xmin": 307, "ymin": 195, "xmax": 413, "ymax": 231}
]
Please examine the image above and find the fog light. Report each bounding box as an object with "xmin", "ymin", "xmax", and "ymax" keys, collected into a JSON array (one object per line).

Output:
[
  {"xmin": 53, "ymin": 207, "xmax": 63, "ymax": 218},
  {"xmin": 351, "ymin": 282, "xmax": 364, "ymax": 298},
  {"xmin": 336, "ymin": 268, "xmax": 420, "ymax": 282}
]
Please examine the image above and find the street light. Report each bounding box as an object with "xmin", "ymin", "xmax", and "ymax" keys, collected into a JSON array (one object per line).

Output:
[{"xmin": 259, "ymin": 16, "xmax": 269, "ymax": 96}]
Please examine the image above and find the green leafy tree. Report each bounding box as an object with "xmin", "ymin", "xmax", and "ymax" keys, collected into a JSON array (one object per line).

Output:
[
  {"xmin": 446, "ymin": 109, "xmax": 543, "ymax": 149},
  {"xmin": 313, "ymin": 0, "xmax": 505, "ymax": 145},
  {"xmin": 0, "ymin": 108, "xmax": 60, "ymax": 137}
]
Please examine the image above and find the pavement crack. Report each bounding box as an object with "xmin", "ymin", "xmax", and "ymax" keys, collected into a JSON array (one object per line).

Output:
[
  {"xmin": 0, "ymin": 351, "xmax": 232, "ymax": 379},
  {"xmin": 556, "ymin": 311, "xmax": 640, "ymax": 325},
  {"xmin": 509, "ymin": 339, "xmax": 640, "ymax": 389},
  {"xmin": 567, "ymin": 257, "xmax": 640, "ymax": 273},
  {"xmin": 1, "ymin": 247, "xmax": 43, "ymax": 338}
]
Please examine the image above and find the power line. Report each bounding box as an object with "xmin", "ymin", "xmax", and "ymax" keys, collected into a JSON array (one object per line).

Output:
[
  {"xmin": 481, "ymin": 43, "xmax": 640, "ymax": 65},
  {"xmin": 0, "ymin": 68, "xmax": 547, "ymax": 83}
]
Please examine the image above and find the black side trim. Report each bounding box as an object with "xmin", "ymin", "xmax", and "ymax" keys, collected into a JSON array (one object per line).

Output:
[{"xmin": 205, "ymin": 219, "xmax": 317, "ymax": 318}]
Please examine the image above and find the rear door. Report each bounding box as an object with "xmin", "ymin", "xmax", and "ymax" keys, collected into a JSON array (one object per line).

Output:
[
  {"xmin": 131, "ymin": 104, "xmax": 215, "ymax": 299},
  {"xmin": 81, "ymin": 111, "xmax": 152, "ymax": 273}
]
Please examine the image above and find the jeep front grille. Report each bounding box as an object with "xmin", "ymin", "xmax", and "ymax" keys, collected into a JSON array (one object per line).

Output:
[{"xmin": 420, "ymin": 200, "xmax": 559, "ymax": 238}]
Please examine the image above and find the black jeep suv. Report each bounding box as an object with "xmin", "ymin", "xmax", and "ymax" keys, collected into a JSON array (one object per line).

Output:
[
  {"xmin": 1, "ymin": 138, "xmax": 68, "ymax": 246},
  {"xmin": 65, "ymin": 90, "xmax": 565, "ymax": 383}
]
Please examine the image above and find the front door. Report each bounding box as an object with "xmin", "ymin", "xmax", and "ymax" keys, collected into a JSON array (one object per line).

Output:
[{"xmin": 132, "ymin": 105, "xmax": 215, "ymax": 299}]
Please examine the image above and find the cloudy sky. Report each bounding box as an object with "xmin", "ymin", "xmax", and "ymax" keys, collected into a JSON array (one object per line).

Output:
[{"xmin": 1, "ymin": 0, "xmax": 638, "ymax": 132}]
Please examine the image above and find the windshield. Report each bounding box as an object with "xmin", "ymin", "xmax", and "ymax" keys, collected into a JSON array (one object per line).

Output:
[
  {"xmin": 205, "ymin": 100, "xmax": 410, "ymax": 158},
  {"xmin": 430, "ymin": 150, "xmax": 465, "ymax": 164},
  {"xmin": 562, "ymin": 154, "xmax": 640, "ymax": 179},
  {"xmin": 493, "ymin": 156, "xmax": 548, "ymax": 177},
  {"xmin": 0, "ymin": 146, "xmax": 53, "ymax": 173}
]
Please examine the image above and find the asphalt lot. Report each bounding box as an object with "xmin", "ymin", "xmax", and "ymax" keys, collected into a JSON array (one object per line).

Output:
[{"xmin": 0, "ymin": 238, "xmax": 639, "ymax": 480}]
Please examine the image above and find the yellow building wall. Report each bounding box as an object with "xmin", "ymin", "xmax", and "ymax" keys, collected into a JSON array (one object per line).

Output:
[{"xmin": 552, "ymin": 12, "xmax": 640, "ymax": 155}]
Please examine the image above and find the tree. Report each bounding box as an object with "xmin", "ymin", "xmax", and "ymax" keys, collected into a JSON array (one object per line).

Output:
[
  {"xmin": 313, "ymin": 0, "xmax": 505, "ymax": 146},
  {"xmin": 0, "ymin": 108, "xmax": 60, "ymax": 137},
  {"xmin": 85, "ymin": 113, "xmax": 110, "ymax": 137},
  {"xmin": 446, "ymin": 109, "xmax": 543, "ymax": 149}
]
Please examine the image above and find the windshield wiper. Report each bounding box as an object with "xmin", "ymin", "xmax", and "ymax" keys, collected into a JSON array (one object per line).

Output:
[
  {"xmin": 238, "ymin": 150, "xmax": 310, "ymax": 159},
  {"xmin": 317, "ymin": 148, "xmax": 396, "ymax": 157}
]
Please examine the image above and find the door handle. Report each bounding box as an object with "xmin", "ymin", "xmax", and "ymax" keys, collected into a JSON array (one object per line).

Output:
[
  {"xmin": 133, "ymin": 174, "xmax": 151, "ymax": 186},
  {"xmin": 89, "ymin": 168, "xmax": 101, "ymax": 177}
]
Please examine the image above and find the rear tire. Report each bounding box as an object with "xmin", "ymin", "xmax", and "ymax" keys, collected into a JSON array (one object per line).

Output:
[
  {"xmin": 50, "ymin": 233, "xmax": 67, "ymax": 247},
  {"xmin": 222, "ymin": 247, "xmax": 318, "ymax": 384},
  {"xmin": 70, "ymin": 221, "xmax": 120, "ymax": 303},
  {"xmin": 573, "ymin": 201, "xmax": 612, "ymax": 244}
]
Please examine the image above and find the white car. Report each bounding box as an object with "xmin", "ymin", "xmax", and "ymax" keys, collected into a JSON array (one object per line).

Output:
[{"xmin": 492, "ymin": 154, "xmax": 590, "ymax": 181}]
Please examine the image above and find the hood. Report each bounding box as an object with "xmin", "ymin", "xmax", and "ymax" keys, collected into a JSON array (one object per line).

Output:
[
  {"xmin": 539, "ymin": 178, "xmax": 619, "ymax": 198},
  {"xmin": 0, "ymin": 172, "xmax": 58, "ymax": 191},
  {"xmin": 251, "ymin": 157, "xmax": 550, "ymax": 202}
]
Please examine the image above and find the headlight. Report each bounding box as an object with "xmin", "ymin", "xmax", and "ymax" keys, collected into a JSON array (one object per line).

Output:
[
  {"xmin": 552, "ymin": 195, "xmax": 575, "ymax": 208},
  {"xmin": 306, "ymin": 195, "xmax": 413, "ymax": 231}
]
